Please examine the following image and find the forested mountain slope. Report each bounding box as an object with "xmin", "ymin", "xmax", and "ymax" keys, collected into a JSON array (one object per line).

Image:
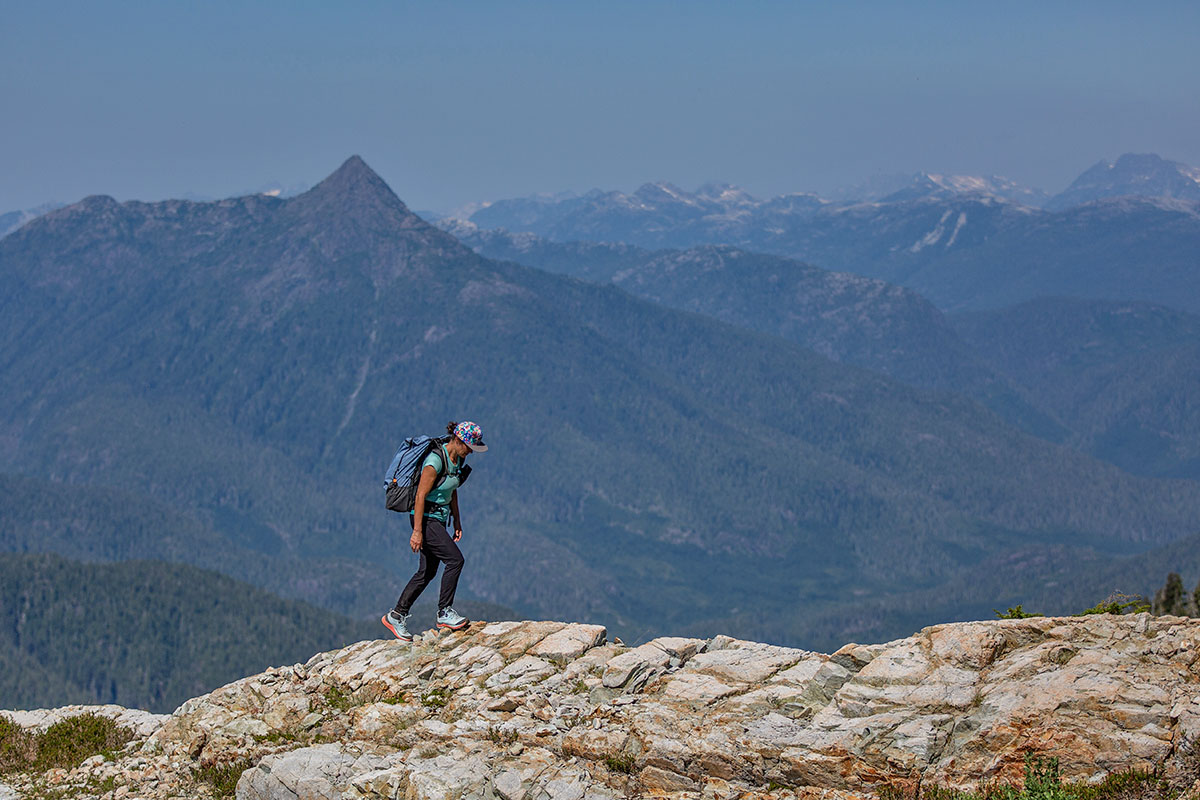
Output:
[
  {"xmin": 952, "ymin": 298, "xmax": 1200, "ymax": 479},
  {"xmin": 0, "ymin": 473, "xmax": 516, "ymax": 624},
  {"xmin": 0, "ymin": 552, "xmax": 381, "ymax": 713},
  {"xmin": 448, "ymin": 227, "xmax": 1200, "ymax": 480},
  {"xmin": 443, "ymin": 225, "xmax": 1063, "ymax": 441},
  {"xmin": 4, "ymin": 156, "xmax": 1199, "ymax": 649}
]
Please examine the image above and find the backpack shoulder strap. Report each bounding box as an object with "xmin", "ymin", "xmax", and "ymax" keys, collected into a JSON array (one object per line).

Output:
[{"xmin": 432, "ymin": 442, "xmax": 451, "ymax": 487}]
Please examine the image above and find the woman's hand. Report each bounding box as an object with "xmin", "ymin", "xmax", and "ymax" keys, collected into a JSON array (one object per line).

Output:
[
  {"xmin": 410, "ymin": 527, "xmax": 423, "ymax": 553},
  {"xmin": 453, "ymin": 524, "xmax": 463, "ymax": 543}
]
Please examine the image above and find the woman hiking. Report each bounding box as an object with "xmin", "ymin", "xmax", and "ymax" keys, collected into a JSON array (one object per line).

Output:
[{"xmin": 382, "ymin": 421, "xmax": 487, "ymax": 642}]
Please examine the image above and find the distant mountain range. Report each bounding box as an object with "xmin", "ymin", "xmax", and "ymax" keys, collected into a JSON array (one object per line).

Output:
[
  {"xmin": 440, "ymin": 226, "xmax": 1058, "ymax": 435},
  {"xmin": 448, "ymin": 153, "xmax": 1200, "ymax": 314},
  {"xmin": 5, "ymin": 156, "xmax": 1200, "ymax": 653},
  {"xmin": 879, "ymin": 173, "xmax": 1050, "ymax": 206},
  {"xmin": 445, "ymin": 226, "xmax": 1200, "ymax": 481},
  {"xmin": 455, "ymin": 153, "xmax": 1197, "ymax": 227}
]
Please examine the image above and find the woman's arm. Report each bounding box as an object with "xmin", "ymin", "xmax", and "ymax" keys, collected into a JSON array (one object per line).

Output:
[
  {"xmin": 450, "ymin": 490, "xmax": 462, "ymax": 542},
  {"xmin": 410, "ymin": 465, "xmax": 438, "ymax": 552}
]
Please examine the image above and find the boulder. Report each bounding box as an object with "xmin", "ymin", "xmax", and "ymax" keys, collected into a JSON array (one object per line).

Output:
[
  {"xmin": 528, "ymin": 624, "xmax": 607, "ymax": 662},
  {"xmin": 237, "ymin": 743, "xmax": 391, "ymax": 800}
]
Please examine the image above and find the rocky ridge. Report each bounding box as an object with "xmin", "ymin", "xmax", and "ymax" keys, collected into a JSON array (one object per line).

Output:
[{"xmin": 3, "ymin": 614, "xmax": 1200, "ymax": 800}]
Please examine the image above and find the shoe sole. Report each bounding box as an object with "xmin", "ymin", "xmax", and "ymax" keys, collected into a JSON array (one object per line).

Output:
[
  {"xmin": 381, "ymin": 614, "xmax": 413, "ymax": 642},
  {"xmin": 437, "ymin": 620, "xmax": 470, "ymax": 632}
]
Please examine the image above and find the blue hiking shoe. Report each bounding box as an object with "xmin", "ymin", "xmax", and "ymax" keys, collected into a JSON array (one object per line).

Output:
[
  {"xmin": 436, "ymin": 606, "xmax": 469, "ymax": 632},
  {"xmin": 381, "ymin": 610, "xmax": 413, "ymax": 642}
]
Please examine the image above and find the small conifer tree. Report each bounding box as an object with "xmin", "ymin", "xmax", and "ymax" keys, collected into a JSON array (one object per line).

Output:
[{"xmin": 1152, "ymin": 572, "xmax": 1199, "ymax": 617}]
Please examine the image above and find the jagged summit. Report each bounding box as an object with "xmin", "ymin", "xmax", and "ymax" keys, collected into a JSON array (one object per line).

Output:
[
  {"xmin": 287, "ymin": 155, "xmax": 423, "ymax": 227},
  {"xmin": 274, "ymin": 155, "xmax": 477, "ymax": 273},
  {"xmin": 313, "ymin": 155, "xmax": 391, "ymax": 196}
]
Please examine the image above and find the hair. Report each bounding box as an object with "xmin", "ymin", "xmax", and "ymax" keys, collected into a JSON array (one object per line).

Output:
[{"xmin": 446, "ymin": 421, "xmax": 459, "ymax": 437}]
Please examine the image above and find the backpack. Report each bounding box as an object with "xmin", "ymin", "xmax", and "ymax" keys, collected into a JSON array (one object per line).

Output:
[{"xmin": 383, "ymin": 436, "xmax": 471, "ymax": 514}]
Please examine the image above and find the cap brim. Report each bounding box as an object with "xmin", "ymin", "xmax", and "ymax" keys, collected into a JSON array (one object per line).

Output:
[{"xmin": 468, "ymin": 442, "xmax": 488, "ymax": 452}]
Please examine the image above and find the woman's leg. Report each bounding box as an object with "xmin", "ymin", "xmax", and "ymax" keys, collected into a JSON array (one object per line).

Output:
[
  {"xmin": 394, "ymin": 517, "xmax": 442, "ymax": 615},
  {"xmin": 437, "ymin": 538, "xmax": 465, "ymax": 612},
  {"xmin": 414, "ymin": 517, "xmax": 465, "ymax": 611}
]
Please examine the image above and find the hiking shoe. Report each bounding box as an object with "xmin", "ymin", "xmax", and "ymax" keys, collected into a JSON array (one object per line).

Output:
[
  {"xmin": 381, "ymin": 610, "xmax": 413, "ymax": 642},
  {"xmin": 436, "ymin": 606, "xmax": 469, "ymax": 631}
]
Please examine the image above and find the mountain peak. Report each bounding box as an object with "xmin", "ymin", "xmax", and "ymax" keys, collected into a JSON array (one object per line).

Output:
[
  {"xmin": 1047, "ymin": 153, "xmax": 1200, "ymax": 210},
  {"xmin": 254, "ymin": 155, "xmax": 478, "ymax": 278},
  {"xmin": 633, "ymin": 181, "xmax": 689, "ymax": 200},
  {"xmin": 287, "ymin": 155, "xmax": 432, "ymax": 233},
  {"xmin": 880, "ymin": 173, "xmax": 1047, "ymax": 206},
  {"xmin": 695, "ymin": 182, "xmax": 757, "ymax": 206},
  {"xmin": 328, "ymin": 154, "xmax": 374, "ymax": 180},
  {"xmin": 306, "ymin": 155, "xmax": 400, "ymax": 204}
]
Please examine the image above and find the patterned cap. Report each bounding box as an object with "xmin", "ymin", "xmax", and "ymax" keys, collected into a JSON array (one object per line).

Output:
[{"xmin": 454, "ymin": 421, "xmax": 488, "ymax": 452}]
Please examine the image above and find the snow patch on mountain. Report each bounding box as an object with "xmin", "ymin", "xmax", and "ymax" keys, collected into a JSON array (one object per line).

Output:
[
  {"xmin": 945, "ymin": 211, "xmax": 968, "ymax": 247},
  {"xmin": 911, "ymin": 209, "xmax": 954, "ymax": 252}
]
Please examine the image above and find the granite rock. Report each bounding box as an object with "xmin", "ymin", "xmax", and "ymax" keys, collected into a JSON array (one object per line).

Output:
[{"xmin": 3, "ymin": 615, "xmax": 1199, "ymax": 800}]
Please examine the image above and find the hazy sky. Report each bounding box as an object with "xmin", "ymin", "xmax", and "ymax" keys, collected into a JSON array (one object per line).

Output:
[{"xmin": 3, "ymin": 1, "xmax": 1199, "ymax": 213}]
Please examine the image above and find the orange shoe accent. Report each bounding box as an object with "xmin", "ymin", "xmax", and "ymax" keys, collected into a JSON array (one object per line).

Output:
[{"xmin": 381, "ymin": 614, "xmax": 413, "ymax": 642}]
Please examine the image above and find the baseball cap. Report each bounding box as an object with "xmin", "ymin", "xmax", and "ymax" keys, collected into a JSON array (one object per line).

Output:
[{"xmin": 454, "ymin": 421, "xmax": 488, "ymax": 452}]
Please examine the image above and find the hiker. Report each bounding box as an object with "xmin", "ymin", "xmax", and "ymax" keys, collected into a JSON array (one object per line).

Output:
[{"xmin": 382, "ymin": 421, "xmax": 487, "ymax": 642}]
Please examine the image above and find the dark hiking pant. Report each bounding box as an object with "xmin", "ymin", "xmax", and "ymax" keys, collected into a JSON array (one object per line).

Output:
[{"xmin": 394, "ymin": 515, "xmax": 464, "ymax": 615}]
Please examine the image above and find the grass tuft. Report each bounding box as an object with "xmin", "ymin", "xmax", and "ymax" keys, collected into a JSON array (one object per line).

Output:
[
  {"xmin": 193, "ymin": 758, "xmax": 255, "ymax": 798},
  {"xmin": 323, "ymin": 685, "xmax": 358, "ymax": 711},
  {"xmin": 486, "ymin": 725, "xmax": 519, "ymax": 744},
  {"xmin": 605, "ymin": 753, "xmax": 637, "ymax": 774},
  {"xmin": 420, "ymin": 687, "xmax": 450, "ymax": 709}
]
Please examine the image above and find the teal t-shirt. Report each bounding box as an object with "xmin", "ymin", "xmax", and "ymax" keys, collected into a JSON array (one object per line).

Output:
[{"xmin": 411, "ymin": 444, "xmax": 462, "ymax": 523}]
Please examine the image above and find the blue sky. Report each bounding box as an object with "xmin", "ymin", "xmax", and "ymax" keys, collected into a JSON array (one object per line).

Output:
[{"xmin": 3, "ymin": 1, "xmax": 1198, "ymax": 212}]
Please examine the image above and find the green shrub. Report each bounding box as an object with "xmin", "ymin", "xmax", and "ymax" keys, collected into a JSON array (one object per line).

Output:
[
  {"xmin": 1072, "ymin": 769, "xmax": 1172, "ymax": 800},
  {"xmin": 1023, "ymin": 755, "xmax": 1069, "ymax": 800},
  {"xmin": 1078, "ymin": 593, "xmax": 1150, "ymax": 616},
  {"xmin": 0, "ymin": 713, "xmax": 134, "ymax": 775},
  {"xmin": 252, "ymin": 729, "xmax": 304, "ymax": 745},
  {"xmin": 994, "ymin": 605, "xmax": 1043, "ymax": 620},
  {"xmin": 193, "ymin": 758, "xmax": 255, "ymax": 798},
  {"xmin": 0, "ymin": 717, "xmax": 37, "ymax": 774},
  {"xmin": 34, "ymin": 713, "xmax": 133, "ymax": 772}
]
